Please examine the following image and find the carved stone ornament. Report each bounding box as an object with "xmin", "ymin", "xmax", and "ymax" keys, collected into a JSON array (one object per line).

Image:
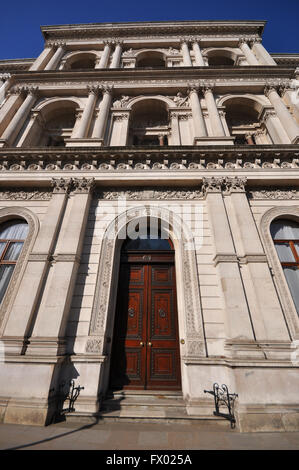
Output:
[
  {"xmin": 73, "ymin": 177, "xmax": 95, "ymax": 194},
  {"xmin": 51, "ymin": 177, "xmax": 73, "ymax": 194},
  {"xmin": 96, "ymin": 187, "xmax": 203, "ymax": 200},
  {"xmin": 249, "ymin": 188, "xmax": 299, "ymax": 199},
  {"xmin": 85, "ymin": 337, "xmax": 103, "ymax": 354},
  {"xmin": 0, "ymin": 189, "xmax": 52, "ymax": 201}
]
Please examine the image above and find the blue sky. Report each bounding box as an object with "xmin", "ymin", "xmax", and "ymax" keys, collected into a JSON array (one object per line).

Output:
[{"xmin": 1, "ymin": 0, "xmax": 299, "ymax": 60}]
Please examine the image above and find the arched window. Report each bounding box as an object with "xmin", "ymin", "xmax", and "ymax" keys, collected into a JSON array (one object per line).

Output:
[
  {"xmin": 270, "ymin": 218, "xmax": 299, "ymax": 314},
  {"xmin": 0, "ymin": 219, "xmax": 29, "ymax": 304}
]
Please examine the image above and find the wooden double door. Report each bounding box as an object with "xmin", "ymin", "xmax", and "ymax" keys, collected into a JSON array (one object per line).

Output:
[{"xmin": 109, "ymin": 251, "xmax": 181, "ymax": 390}]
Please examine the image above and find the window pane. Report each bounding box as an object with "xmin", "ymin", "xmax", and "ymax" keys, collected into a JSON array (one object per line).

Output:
[
  {"xmin": 0, "ymin": 265, "xmax": 14, "ymax": 304},
  {"xmin": 3, "ymin": 242, "xmax": 24, "ymax": 261},
  {"xmin": 275, "ymin": 243, "xmax": 295, "ymax": 262},
  {"xmin": 0, "ymin": 220, "xmax": 29, "ymax": 240},
  {"xmin": 271, "ymin": 219, "xmax": 299, "ymax": 240},
  {"xmin": 283, "ymin": 267, "xmax": 299, "ymax": 315},
  {"xmin": 0, "ymin": 242, "xmax": 6, "ymax": 258},
  {"xmin": 123, "ymin": 237, "xmax": 172, "ymax": 251}
]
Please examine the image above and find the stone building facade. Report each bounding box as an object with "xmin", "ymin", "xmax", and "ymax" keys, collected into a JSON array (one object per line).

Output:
[{"xmin": 0, "ymin": 20, "xmax": 299, "ymax": 432}]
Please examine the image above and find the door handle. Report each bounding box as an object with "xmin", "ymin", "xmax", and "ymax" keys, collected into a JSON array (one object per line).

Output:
[{"xmin": 148, "ymin": 342, "xmax": 152, "ymax": 347}]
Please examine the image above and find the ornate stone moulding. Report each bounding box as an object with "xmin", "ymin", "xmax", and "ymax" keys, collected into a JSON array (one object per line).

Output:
[
  {"xmin": 0, "ymin": 148, "xmax": 298, "ymax": 172},
  {"xmin": 41, "ymin": 21, "xmax": 265, "ymax": 41}
]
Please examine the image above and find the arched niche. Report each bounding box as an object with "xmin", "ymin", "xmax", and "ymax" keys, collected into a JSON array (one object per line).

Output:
[
  {"xmin": 220, "ymin": 95, "xmax": 272, "ymax": 144},
  {"xmin": 28, "ymin": 98, "xmax": 80, "ymax": 147},
  {"xmin": 205, "ymin": 48, "xmax": 238, "ymax": 66},
  {"xmin": 135, "ymin": 50, "xmax": 166, "ymax": 68},
  {"xmin": 128, "ymin": 98, "xmax": 170, "ymax": 146},
  {"xmin": 63, "ymin": 52, "xmax": 98, "ymax": 70}
]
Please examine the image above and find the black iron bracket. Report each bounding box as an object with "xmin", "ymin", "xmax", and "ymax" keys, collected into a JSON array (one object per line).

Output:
[
  {"xmin": 58, "ymin": 380, "xmax": 85, "ymax": 413},
  {"xmin": 204, "ymin": 383, "xmax": 238, "ymax": 428}
]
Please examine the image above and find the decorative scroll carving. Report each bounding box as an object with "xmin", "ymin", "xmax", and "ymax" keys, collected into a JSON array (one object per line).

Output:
[
  {"xmin": 73, "ymin": 177, "xmax": 95, "ymax": 194},
  {"xmin": 0, "ymin": 189, "xmax": 52, "ymax": 200},
  {"xmin": 112, "ymin": 95, "xmax": 130, "ymax": 108},
  {"xmin": 249, "ymin": 188, "xmax": 299, "ymax": 199},
  {"xmin": 96, "ymin": 188, "xmax": 203, "ymax": 200}
]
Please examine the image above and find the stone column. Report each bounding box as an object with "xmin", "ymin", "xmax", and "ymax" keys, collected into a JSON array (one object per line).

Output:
[
  {"xmin": 265, "ymin": 85, "xmax": 299, "ymax": 143},
  {"xmin": 224, "ymin": 177, "xmax": 290, "ymax": 345},
  {"xmin": 0, "ymin": 73, "xmax": 10, "ymax": 105},
  {"xmin": 0, "ymin": 91, "xmax": 23, "ymax": 138},
  {"xmin": 202, "ymin": 177, "xmax": 255, "ymax": 345},
  {"xmin": 251, "ymin": 38, "xmax": 277, "ymax": 65},
  {"xmin": 96, "ymin": 41, "xmax": 112, "ymax": 69},
  {"xmin": 180, "ymin": 38, "xmax": 192, "ymax": 66},
  {"xmin": 29, "ymin": 44, "xmax": 55, "ymax": 71},
  {"xmin": 72, "ymin": 85, "xmax": 99, "ymax": 139},
  {"xmin": 238, "ymin": 38, "xmax": 259, "ymax": 65},
  {"xmin": 92, "ymin": 86, "xmax": 113, "ymax": 142},
  {"xmin": 26, "ymin": 178, "xmax": 95, "ymax": 356},
  {"xmin": 192, "ymin": 39, "xmax": 205, "ymax": 66},
  {"xmin": 261, "ymin": 110, "xmax": 289, "ymax": 144},
  {"xmin": 188, "ymin": 86, "xmax": 207, "ymax": 138},
  {"xmin": 110, "ymin": 41, "xmax": 123, "ymax": 68},
  {"xmin": 44, "ymin": 42, "xmax": 65, "ymax": 70},
  {"xmin": 170, "ymin": 112, "xmax": 180, "ymax": 145},
  {"xmin": 203, "ymin": 85, "xmax": 226, "ymax": 136},
  {"xmin": 2, "ymin": 179, "xmax": 72, "ymax": 354},
  {"xmin": 0, "ymin": 87, "xmax": 38, "ymax": 146}
]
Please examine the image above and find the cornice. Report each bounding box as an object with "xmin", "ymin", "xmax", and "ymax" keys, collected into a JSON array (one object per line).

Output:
[
  {"xmin": 6, "ymin": 67, "xmax": 295, "ymax": 93},
  {"xmin": 41, "ymin": 20, "xmax": 266, "ymax": 41}
]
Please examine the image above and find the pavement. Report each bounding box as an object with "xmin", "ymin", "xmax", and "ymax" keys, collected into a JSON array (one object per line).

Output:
[{"xmin": 0, "ymin": 419, "xmax": 299, "ymax": 451}]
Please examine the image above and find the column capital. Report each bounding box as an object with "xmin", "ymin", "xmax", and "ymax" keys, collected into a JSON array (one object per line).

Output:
[
  {"xmin": 112, "ymin": 39, "xmax": 124, "ymax": 46},
  {"xmin": 264, "ymin": 83, "xmax": 279, "ymax": 97},
  {"xmin": 0, "ymin": 73, "xmax": 11, "ymax": 81},
  {"xmin": 103, "ymin": 39, "xmax": 113, "ymax": 46},
  {"xmin": 201, "ymin": 81, "xmax": 215, "ymax": 93},
  {"xmin": 101, "ymin": 83, "xmax": 114, "ymax": 95},
  {"xmin": 179, "ymin": 36, "xmax": 191, "ymax": 45},
  {"xmin": 51, "ymin": 177, "xmax": 73, "ymax": 194},
  {"xmin": 223, "ymin": 176, "xmax": 247, "ymax": 194},
  {"xmin": 46, "ymin": 40, "xmax": 66, "ymax": 49},
  {"xmin": 87, "ymin": 84, "xmax": 100, "ymax": 95},
  {"xmin": 190, "ymin": 35, "xmax": 202, "ymax": 44},
  {"xmin": 187, "ymin": 82, "xmax": 200, "ymax": 93},
  {"xmin": 250, "ymin": 37, "xmax": 262, "ymax": 45},
  {"xmin": 202, "ymin": 177, "xmax": 224, "ymax": 195},
  {"xmin": 14, "ymin": 85, "xmax": 39, "ymax": 97},
  {"xmin": 72, "ymin": 177, "xmax": 96, "ymax": 194}
]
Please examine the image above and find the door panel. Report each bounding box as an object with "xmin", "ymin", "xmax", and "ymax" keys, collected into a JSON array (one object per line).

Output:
[{"xmin": 110, "ymin": 256, "xmax": 181, "ymax": 390}]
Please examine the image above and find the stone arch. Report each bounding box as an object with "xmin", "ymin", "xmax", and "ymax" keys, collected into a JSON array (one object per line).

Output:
[
  {"xmin": 0, "ymin": 206, "xmax": 40, "ymax": 333},
  {"xmin": 86, "ymin": 205, "xmax": 206, "ymax": 386},
  {"xmin": 126, "ymin": 95, "xmax": 175, "ymax": 110},
  {"xmin": 219, "ymin": 95, "xmax": 271, "ymax": 144},
  {"xmin": 260, "ymin": 206, "xmax": 299, "ymax": 338},
  {"xmin": 204, "ymin": 47, "xmax": 238, "ymax": 66},
  {"xmin": 62, "ymin": 51, "xmax": 99, "ymax": 70},
  {"xmin": 135, "ymin": 49, "xmax": 166, "ymax": 68},
  {"xmin": 127, "ymin": 96, "xmax": 173, "ymax": 146},
  {"xmin": 31, "ymin": 97, "xmax": 80, "ymax": 147}
]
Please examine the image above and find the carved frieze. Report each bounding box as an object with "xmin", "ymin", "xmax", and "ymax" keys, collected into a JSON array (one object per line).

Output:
[
  {"xmin": 0, "ymin": 189, "xmax": 52, "ymax": 200},
  {"xmin": 96, "ymin": 188, "xmax": 203, "ymax": 200},
  {"xmin": 249, "ymin": 188, "xmax": 299, "ymax": 199}
]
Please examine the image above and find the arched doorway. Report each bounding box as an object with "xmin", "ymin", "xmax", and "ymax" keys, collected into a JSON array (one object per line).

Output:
[{"xmin": 109, "ymin": 227, "xmax": 181, "ymax": 391}]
